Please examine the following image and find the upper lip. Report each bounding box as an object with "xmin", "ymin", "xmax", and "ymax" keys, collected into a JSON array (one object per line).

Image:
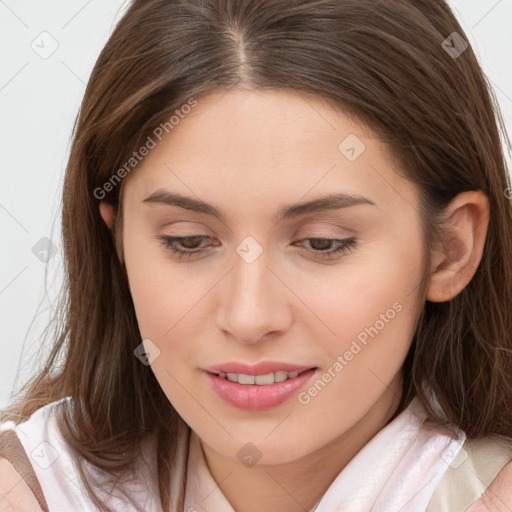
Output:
[{"xmin": 204, "ymin": 361, "xmax": 317, "ymax": 376}]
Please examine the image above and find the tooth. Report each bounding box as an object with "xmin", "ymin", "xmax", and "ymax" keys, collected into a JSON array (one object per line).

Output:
[
  {"xmin": 255, "ymin": 373, "xmax": 275, "ymax": 385},
  {"xmin": 238, "ymin": 373, "xmax": 255, "ymax": 384},
  {"xmin": 221, "ymin": 370, "xmax": 304, "ymax": 385},
  {"xmin": 274, "ymin": 370, "xmax": 288, "ymax": 382}
]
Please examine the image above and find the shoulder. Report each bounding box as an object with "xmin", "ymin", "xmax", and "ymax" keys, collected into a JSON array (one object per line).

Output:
[
  {"xmin": 466, "ymin": 459, "xmax": 512, "ymax": 512},
  {"xmin": 427, "ymin": 434, "xmax": 512, "ymax": 511},
  {"xmin": 0, "ymin": 398, "xmax": 72, "ymax": 512},
  {"xmin": 0, "ymin": 457, "xmax": 43, "ymax": 512}
]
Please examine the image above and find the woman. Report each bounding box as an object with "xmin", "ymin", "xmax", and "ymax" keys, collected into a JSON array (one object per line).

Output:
[{"xmin": 1, "ymin": 0, "xmax": 512, "ymax": 511}]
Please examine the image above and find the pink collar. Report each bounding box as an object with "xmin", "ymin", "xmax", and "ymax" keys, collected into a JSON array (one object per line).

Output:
[{"xmin": 183, "ymin": 397, "xmax": 465, "ymax": 511}]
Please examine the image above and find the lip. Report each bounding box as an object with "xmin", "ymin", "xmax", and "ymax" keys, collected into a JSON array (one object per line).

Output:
[
  {"xmin": 204, "ymin": 361, "xmax": 316, "ymax": 376},
  {"xmin": 205, "ymin": 367, "xmax": 318, "ymax": 411}
]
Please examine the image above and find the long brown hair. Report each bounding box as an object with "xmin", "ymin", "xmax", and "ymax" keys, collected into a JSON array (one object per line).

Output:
[{"xmin": 2, "ymin": 1, "xmax": 512, "ymax": 510}]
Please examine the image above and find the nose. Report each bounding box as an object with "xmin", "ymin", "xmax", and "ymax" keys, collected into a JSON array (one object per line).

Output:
[{"xmin": 216, "ymin": 242, "xmax": 292, "ymax": 345}]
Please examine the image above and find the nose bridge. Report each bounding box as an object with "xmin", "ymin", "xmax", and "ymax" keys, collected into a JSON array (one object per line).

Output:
[
  {"xmin": 230, "ymin": 235, "xmax": 273, "ymax": 309},
  {"xmin": 218, "ymin": 235, "xmax": 288, "ymax": 343}
]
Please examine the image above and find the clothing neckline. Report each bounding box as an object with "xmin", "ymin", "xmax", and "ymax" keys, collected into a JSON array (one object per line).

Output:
[{"xmin": 183, "ymin": 396, "xmax": 465, "ymax": 511}]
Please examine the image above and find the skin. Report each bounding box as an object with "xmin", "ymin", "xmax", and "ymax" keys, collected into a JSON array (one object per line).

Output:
[
  {"xmin": 99, "ymin": 88, "xmax": 491, "ymax": 512},
  {"xmin": 0, "ymin": 458, "xmax": 44, "ymax": 512}
]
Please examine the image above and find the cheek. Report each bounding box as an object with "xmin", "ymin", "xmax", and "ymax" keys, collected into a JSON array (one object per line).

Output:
[
  {"xmin": 123, "ymin": 218, "xmax": 203, "ymax": 339},
  {"xmin": 307, "ymin": 233, "xmax": 422, "ymax": 341},
  {"xmin": 129, "ymin": 266, "xmax": 208, "ymax": 347},
  {"xmin": 127, "ymin": 252, "xmax": 205, "ymax": 403},
  {"xmin": 306, "ymin": 235, "xmax": 423, "ymax": 400}
]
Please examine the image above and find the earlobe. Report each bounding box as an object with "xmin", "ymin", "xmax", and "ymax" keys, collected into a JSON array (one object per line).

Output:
[
  {"xmin": 99, "ymin": 201, "xmax": 116, "ymax": 231},
  {"xmin": 426, "ymin": 191, "xmax": 490, "ymax": 303}
]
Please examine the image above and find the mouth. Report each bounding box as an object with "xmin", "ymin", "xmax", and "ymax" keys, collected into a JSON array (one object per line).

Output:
[
  {"xmin": 205, "ymin": 366, "xmax": 319, "ymax": 410},
  {"xmin": 207, "ymin": 367, "xmax": 315, "ymax": 385}
]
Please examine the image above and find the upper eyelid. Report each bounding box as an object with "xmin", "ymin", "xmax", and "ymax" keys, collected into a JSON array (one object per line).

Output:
[
  {"xmin": 157, "ymin": 219, "xmax": 358, "ymax": 235},
  {"xmin": 158, "ymin": 231, "xmax": 354, "ymax": 241}
]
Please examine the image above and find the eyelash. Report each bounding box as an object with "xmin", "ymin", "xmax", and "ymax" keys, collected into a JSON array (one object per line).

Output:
[{"xmin": 156, "ymin": 235, "xmax": 357, "ymax": 261}]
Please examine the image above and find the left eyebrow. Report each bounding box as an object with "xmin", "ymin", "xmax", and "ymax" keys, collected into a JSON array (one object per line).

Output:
[{"xmin": 142, "ymin": 189, "xmax": 377, "ymax": 223}]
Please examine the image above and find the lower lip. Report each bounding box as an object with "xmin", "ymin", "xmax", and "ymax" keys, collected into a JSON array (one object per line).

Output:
[{"xmin": 205, "ymin": 368, "xmax": 317, "ymax": 411}]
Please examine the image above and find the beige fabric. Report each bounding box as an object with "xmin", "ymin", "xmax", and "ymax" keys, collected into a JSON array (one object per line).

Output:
[
  {"xmin": 0, "ymin": 429, "xmax": 49, "ymax": 512},
  {"xmin": 426, "ymin": 435, "xmax": 512, "ymax": 511}
]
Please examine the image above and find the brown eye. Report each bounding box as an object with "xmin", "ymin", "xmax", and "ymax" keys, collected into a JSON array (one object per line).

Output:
[
  {"xmin": 308, "ymin": 238, "xmax": 333, "ymax": 251},
  {"xmin": 296, "ymin": 237, "xmax": 357, "ymax": 259},
  {"xmin": 180, "ymin": 236, "xmax": 205, "ymax": 249},
  {"xmin": 156, "ymin": 235, "xmax": 213, "ymax": 260},
  {"xmin": 156, "ymin": 235, "xmax": 356, "ymax": 261}
]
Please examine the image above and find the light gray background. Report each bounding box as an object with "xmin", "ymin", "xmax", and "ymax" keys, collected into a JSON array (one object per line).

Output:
[{"xmin": 1, "ymin": 0, "xmax": 511, "ymax": 409}]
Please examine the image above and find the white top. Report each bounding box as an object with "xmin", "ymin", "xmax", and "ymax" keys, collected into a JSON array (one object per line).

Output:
[{"xmin": 0, "ymin": 395, "xmax": 466, "ymax": 511}]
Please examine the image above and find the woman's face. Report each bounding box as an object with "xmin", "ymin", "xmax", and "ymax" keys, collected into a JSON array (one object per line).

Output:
[{"xmin": 120, "ymin": 88, "xmax": 426, "ymax": 465}]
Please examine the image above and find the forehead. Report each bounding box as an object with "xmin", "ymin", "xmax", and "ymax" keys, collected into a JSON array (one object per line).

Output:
[{"xmin": 122, "ymin": 88, "xmax": 419, "ymax": 219}]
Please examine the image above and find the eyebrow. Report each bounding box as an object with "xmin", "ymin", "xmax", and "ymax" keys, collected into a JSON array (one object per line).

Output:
[{"xmin": 143, "ymin": 189, "xmax": 376, "ymax": 222}]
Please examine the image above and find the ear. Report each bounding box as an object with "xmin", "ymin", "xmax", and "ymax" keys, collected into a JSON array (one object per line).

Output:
[
  {"xmin": 99, "ymin": 201, "xmax": 116, "ymax": 231},
  {"xmin": 99, "ymin": 200, "xmax": 127, "ymax": 276},
  {"xmin": 426, "ymin": 190, "xmax": 490, "ymax": 303}
]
